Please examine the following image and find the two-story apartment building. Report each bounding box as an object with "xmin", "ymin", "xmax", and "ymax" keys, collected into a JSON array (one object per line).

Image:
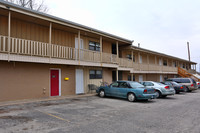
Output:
[{"xmin": 0, "ymin": 1, "xmax": 197, "ymax": 102}]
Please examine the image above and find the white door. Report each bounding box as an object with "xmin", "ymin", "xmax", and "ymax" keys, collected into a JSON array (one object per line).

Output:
[
  {"xmin": 139, "ymin": 55, "xmax": 142, "ymax": 63},
  {"xmin": 160, "ymin": 75, "xmax": 163, "ymax": 82},
  {"xmin": 75, "ymin": 38, "xmax": 84, "ymax": 60},
  {"xmin": 139, "ymin": 75, "xmax": 143, "ymax": 82},
  {"xmin": 76, "ymin": 69, "xmax": 84, "ymax": 94},
  {"xmin": 159, "ymin": 58, "xmax": 162, "ymax": 66}
]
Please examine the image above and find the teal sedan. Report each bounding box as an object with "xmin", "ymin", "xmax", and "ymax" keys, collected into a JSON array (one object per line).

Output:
[{"xmin": 96, "ymin": 81, "xmax": 157, "ymax": 102}]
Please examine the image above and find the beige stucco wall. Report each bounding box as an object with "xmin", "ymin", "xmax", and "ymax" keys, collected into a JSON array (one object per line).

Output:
[
  {"xmin": 103, "ymin": 68, "xmax": 112, "ymax": 84},
  {"xmin": 146, "ymin": 74, "xmax": 159, "ymax": 81},
  {"xmin": 83, "ymin": 67, "xmax": 102, "ymax": 93},
  {"xmin": 0, "ymin": 61, "xmax": 75, "ymax": 102}
]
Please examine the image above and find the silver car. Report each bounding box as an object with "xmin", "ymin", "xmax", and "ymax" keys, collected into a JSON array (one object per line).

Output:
[
  {"xmin": 196, "ymin": 82, "xmax": 200, "ymax": 88},
  {"xmin": 167, "ymin": 78, "xmax": 198, "ymax": 92},
  {"xmin": 140, "ymin": 81, "xmax": 175, "ymax": 98}
]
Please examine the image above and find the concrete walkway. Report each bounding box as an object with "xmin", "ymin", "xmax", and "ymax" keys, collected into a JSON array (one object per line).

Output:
[{"xmin": 0, "ymin": 93, "xmax": 97, "ymax": 107}]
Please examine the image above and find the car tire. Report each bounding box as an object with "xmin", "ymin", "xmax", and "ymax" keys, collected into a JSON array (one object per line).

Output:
[
  {"xmin": 99, "ymin": 90, "xmax": 105, "ymax": 98},
  {"xmin": 176, "ymin": 91, "xmax": 180, "ymax": 94},
  {"xmin": 127, "ymin": 93, "xmax": 136, "ymax": 102},
  {"xmin": 155, "ymin": 91, "xmax": 162, "ymax": 98}
]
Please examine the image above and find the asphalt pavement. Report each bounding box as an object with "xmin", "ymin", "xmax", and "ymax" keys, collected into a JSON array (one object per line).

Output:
[{"xmin": 0, "ymin": 90, "xmax": 200, "ymax": 133}]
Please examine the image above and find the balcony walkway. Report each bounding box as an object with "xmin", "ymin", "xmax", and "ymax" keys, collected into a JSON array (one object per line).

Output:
[{"xmin": 0, "ymin": 35, "xmax": 178, "ymax": 74}]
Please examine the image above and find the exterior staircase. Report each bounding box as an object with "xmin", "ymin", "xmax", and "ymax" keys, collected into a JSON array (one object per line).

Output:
[{"xmin": 178, "ymin": 67, "xmax": 200, "ymax": 82}]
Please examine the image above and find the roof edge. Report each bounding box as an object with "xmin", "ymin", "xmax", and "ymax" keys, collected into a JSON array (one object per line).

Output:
[{"xmin": 0, "ymin": 0, "xmax": 133, "ymax": 44}]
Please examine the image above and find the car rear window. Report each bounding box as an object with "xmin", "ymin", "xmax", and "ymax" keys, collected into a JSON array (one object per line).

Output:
[
  {"xmin": 171, "ymin": 82, "xmax": 180, "ymax": 86},
  {"xmin": 180, "ymin": 79, "xmax": 190, "ymax": 83},
  {"xmin": 130, "ymin": 82, "xmax": 144, "ymax": 88},
  {"xmin": 157, "ymin": 82, "xmax": 165, "ymax": 86},
  {"xmin": 168, "ymin": 78, "xmax": 181, "ymax": 83}
]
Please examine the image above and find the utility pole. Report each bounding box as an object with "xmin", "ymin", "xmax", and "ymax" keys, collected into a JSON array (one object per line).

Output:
[{"xmin": 187, "ymin": 42, "xmax": 191, "ymax": 62}]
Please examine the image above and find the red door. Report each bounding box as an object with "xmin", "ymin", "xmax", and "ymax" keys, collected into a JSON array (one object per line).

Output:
[{"xmin": 51, "ymin": 70, "xmax": 59, "ymax": 96}]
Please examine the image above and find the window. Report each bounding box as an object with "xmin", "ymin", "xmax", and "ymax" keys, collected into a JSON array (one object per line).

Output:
[
  {"xmin": 128, "ymin": 75, "xmax": 135, "ymax": 81},
  {"xmin": 144, "ymin": 82, "xmax": 154, "ymax": 86},
  {"xmin": 183, "ymin": 64, "xmax": 185, "ymax": 68},
  {"xmin": 126, "ymin": 54, "xmax": 135, "ymax": 62},
  {"xmin": 111, "ymin": 82, "xmax": 119, "ymax": 87},
  {"xmin": 119, "ymin": 82, "xmax": 129, "ymax": 88},
  {"xmin": 173, "ymin": 61, "xmax": 177, "ymax": 67},
  {"xmin": 128, "ymin": 75, "xmax": 131, "ymax": 81},
  {"xmin": 181, "ymin": 78, "xmax": 190, "ymax": 83},
  {"xmin": 165, "ymin": 82, "xmax": 172, "ymax": 86},
  {"xmin": 130, "ymin": 82, "xmax": 144, "ymax": 88},
  {"xmin": 132, "ymin": 75, "xmax": 135, "ymax": 81},
  {"xmin": 89, "ymin": 41, "xmax": 100, "ymax": 51},
  {"xmin": 163, "ymin": 60, "xmax": 167, "ymax": 66},
  {"xmin": 172, "ymin": 78, "xmax": 181, "ymax": 83},
  {"xmin": 89, "ymin": 70, "xmax": 102, "ymax": 79}
]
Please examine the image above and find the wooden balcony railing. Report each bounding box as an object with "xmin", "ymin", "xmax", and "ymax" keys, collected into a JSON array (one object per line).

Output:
[
  {"xmin": 0, "ymin": 35, "xmax": 178, "ymax": 73},
  {"xmin": 118, "ymin": 57, "xmax": 177, "ymax": 73},
  {"xmin": 102, "ymin": 53, "xmax": 118, "ymax": 64}
]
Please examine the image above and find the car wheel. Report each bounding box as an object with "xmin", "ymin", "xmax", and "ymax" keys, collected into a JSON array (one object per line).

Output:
[
  {"xmin": 176, "ymin": 91, "xmax": 180, "ymax": 94},
  {"xmin": 99, "ymin": 90, "xmax": 105, "ymax": 98},
  {"xmin": 155, "ymin": 91, "xmax": 161, "ymax": 98},
  {"xmin": 127, "ymin": 93, "xmax": 136, "ymax": 102}
]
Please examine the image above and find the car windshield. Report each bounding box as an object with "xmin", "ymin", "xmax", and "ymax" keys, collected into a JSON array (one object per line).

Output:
[{"xmin": 129, "ymin": 82, "xmax": 144, "ymax": 88}]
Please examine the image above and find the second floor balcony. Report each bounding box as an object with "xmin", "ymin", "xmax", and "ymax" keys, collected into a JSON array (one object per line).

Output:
[{"xmin": 0, "ymin": 35, "xmax": 190, "ymax": 74}]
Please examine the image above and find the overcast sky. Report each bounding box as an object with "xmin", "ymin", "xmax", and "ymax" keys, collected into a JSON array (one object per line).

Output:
[{"xmin": 45, "ymin": 0, "xmax": 200, "ymax": 71}]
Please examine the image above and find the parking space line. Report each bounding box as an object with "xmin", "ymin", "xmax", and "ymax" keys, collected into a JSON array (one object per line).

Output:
[{"xmin": 35, "ymin": 109, "xmax": 70, "ymax": 123}]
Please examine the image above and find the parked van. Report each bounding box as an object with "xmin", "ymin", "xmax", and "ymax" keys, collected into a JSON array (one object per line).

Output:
[{"xmin": 166, "ymin": 78, "xmax": 197, "ymax": 92}]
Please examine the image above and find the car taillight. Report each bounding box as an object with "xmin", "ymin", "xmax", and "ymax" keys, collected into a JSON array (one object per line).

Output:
[
  {"xmin": 144, "ymin": 89, "xmax": 147, "ymax": 93},
  {"xmin": 191, "ymin": 84, "xmax": 194, "ymax": 87},
  {"xmin": 165, "ymin": 86, "xmax": 170, "ymax": 89},
  {"xmin": 180, "ymin": 86, "xmax": 183, "ymax": 89},
  {"xmin": 197, "ymin": 83, "xmax": 199, "ymax": 85}
]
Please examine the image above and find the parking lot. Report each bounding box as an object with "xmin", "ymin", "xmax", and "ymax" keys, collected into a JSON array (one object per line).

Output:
[{"xmin": 0, "ymin": 90, "xmax": 200, "ymax": 133}]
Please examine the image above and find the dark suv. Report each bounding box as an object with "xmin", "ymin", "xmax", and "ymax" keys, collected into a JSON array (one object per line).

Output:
[{"xmin": 166, "ymin": 78, "xmax": 197, "ymax": 92}]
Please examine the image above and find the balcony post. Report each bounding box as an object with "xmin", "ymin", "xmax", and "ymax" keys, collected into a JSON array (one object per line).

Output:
[
  {"xmin": 147, "ymin": 54, "xmax": 149, "ymax": 64},
  {"xmin": 116, "ymin": 41, "xmax": 119, "ymax": 64},
  {"xmin": 138, "ymin": 52, "xmax": 140, "ymax": 63},
  {"xmin": 49, "ymin": 22, "xmax": 52, "ymax": 61},
  {"xmin": 131, "ymin": 73, "xmax": 133, "ymax": 81},
  {"xmin": 78, "ymin": 30, "xmax": 80, "ymax": 62},
  {"xmin": 138, "ymin": 52, "xmax": 140, "ymax": 71},
  {"xmin": 131, "ymin": 50, "xmax": 134, "ymax": 67},
  {"xmin": 147, "ymin": 54, "xmax": 149, "ymax": 71},
  {"xmin": 155, "ymin": 56, "xmax": 157, "ymax": 65},
  {"xmin": 100, "ymin": 36, "xmax": 102, "ymax": 63},
  {"xmin": 8, "ymin": 11, "xmax": 11, "ymax": 61},
  {"xmin": 116, "ymin": 68, "xmax": 118, "ymax": 81}
]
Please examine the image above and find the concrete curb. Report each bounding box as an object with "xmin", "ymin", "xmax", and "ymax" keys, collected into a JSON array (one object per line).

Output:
[{"xmin": 0, "ymin": 93, "xmax": 97, "ymax": 107}]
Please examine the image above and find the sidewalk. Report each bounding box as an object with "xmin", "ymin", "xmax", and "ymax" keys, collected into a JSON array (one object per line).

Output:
[{"xmin": 0, "ymin": 93, "xmax": 97, "ymax": 107}]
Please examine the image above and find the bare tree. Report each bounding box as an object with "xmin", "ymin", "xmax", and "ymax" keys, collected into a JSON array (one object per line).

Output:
[{"xmin": 4, "ymin": 0, "xmax": 48, "ymax": 13}]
